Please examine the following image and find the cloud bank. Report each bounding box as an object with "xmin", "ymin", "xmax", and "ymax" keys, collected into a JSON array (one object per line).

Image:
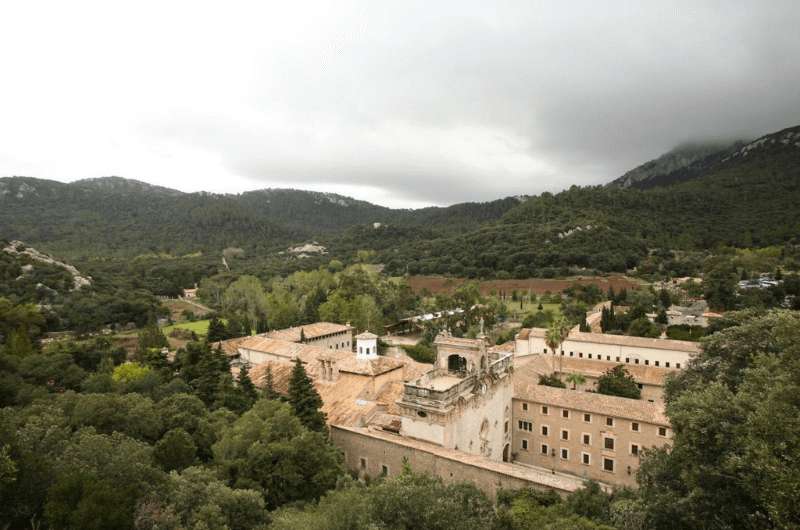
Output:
[{"xmin": 1, "ymin": 1, "xmax": 799, "ymax": 207}]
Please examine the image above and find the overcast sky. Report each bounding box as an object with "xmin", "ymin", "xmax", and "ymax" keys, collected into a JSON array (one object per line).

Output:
[{"xmin": 1, "ymin": 1, "xmax": 799, "ymax": 208}]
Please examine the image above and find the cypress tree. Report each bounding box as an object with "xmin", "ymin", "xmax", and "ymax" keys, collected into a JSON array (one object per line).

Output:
[
  {"xmin": 262, "ymin": 365, "xmax": 281, "ymax": 400},
  {"xmin": 288, "ymin": 358, "xmax": 326, "ymax": 432},
  {"xmin": 237, "ymin": 364, "xmax": 258, "ymax": 403},
  {"xmin": 207, "ymin": 316, "xmax": 228, "ymax": 343}
]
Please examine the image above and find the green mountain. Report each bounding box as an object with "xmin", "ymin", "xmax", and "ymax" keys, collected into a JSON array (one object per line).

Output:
[
  {"xmin": 608, "ymin": 140, "xmax": 747, "ymax": 189},
  {"xmin": 0, "ymin": 177, "xmax": 517, "ymax": 259},
  {"xmin": 378, "ymin": 125, "xmax": 800, "ymax": 277},
  {"xmin": 2, "ymin": 124, "xmax": 798, "ymax": 275}
]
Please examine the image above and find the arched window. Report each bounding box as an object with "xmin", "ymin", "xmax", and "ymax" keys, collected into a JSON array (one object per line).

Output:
[{"xmin": 448, "ymin": 354, "xmax": 467, "ymax": 373}]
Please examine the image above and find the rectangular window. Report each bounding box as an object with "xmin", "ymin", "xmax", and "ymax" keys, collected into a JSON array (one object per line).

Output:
[
  {"xmin": 561, "ymin": 429, "xmax": 569, "ymax": 441},
  {"xmin": 522, "ymin": 403, "xmax": 528, "ymax": 411},
  {"xmin": 631, "ymin": 443, "xmax": 639, "ymax": 456},
  {"xmin": 606, "ymin": 417, "xmax": 615, "ymax": 427},
  {"xmin": 518, "ymin": 420, "xmax": 523, "ymax": 430},
  {"xmin": 582, "ymin": 433, "xmax": 591, "ymax": 445},
  {"xmin": 560, "ymin": 448, "xmax": 569, "ymax": 460},
  {"xmin": 505, "ymin": 421, "xmax": 509, "ymax": 433},
  {"xmin": 631, "ymin": 422, "xmax": 640, "ymax": 432},
  {"xmin": 582, "ymin": 452, "xmax": 591, "ymax": 465},
  {"xmin": 522, "ymin": 439, "xmax": 528, "ymax": 450},
  {"xmin": 360, "ymin": 458, "xmax": 367, "ymax": 470},
  {"xmin": 569, "ymin": 351, "xmax": 574, "ymax": 357},
  {"xmin": 665, "ymin": 362, "xmax": 670, "ymax": 368},
  {"xmin": 579, "ymin": 352, "xmax": 583, "ymax": 358},
  {"xmin": 655, "ymin": 360, "xmax": 660, "ymax": 367},
  {"xmin": 584, "ymin": 413, "xmax": 591, "ymax": 423},
  {"xmin": 541, "ymin": 444, "xmax": 549, "ymax": 455},
  {"xmin": 541, "ymin": 425, "xmax": 549, "ymax": 436},
  {"xmin": 603, "ymin": 457, "xmax": 615, "ymax": 472},
  {"xmin": 607, "ymin": 355, "xmax": 611, "ymax": 361},
  {"xmin": 604, "ymin": 437, "xmax": 615, "ymax": 451},
  {"xmin": 634, "ymin": 359, "xmax": 639, "ymax": 364},
  {"xmin": 543, "ymin": 348, "xmax": 547, "ymax": 353},
  {"xmin": 616, "ymin": 356, "xmax": 620, "ymax": 362},
  {"xmin": 644, "ymin": 359, "xmax": 649, "ymax": 366},
  {"xmin": 658, "ymin": 427, "xmax": 668, "ymax": 437},
  {"xmin": 541, "ymin": 406, "xmax": 549, "ymax": 415},
  {"xmin": 381, "ymin": 464, "xmax": 389, "ymax": 476},
  {"xmin": 588, "ymin": 354, "xmax": 593, "ymax": 359},
  {"xmin": 562, "ymin": 409, "xmax": 570, "ymax": 419},
  {"xmin": 625, "ymin": 357, "xmax": 630, "ymax": 363},
  {"xmin": 676, "ymin": 363, "xmax": 681, "ymax": 369}
]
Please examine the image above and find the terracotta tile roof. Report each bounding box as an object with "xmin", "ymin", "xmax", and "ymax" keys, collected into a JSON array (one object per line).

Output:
[
  {"xmin": 250, "ymin": 361, "xmax": 296, "ymax": 395},
  {"xmin": 513, "ymin": 361, "xmax": 669, "ymax": 425},
  {"xmin": 355, "ymin": 331, "xmax": 379, "ymax": 340},
  {"xmin": 519, "ymin": 328, "xmax": 700, "ymax": 353},
  {"xmin": 515, "ymin": 354, "xmax": 672, "ymax": 387},
  {"xmin": 335, "ymin": 356, "xmax": 405, "ymax": 376},
  {"xmin": 238, "ymin": 336, "xmax": 341, "ymax": 363},
  {"xmin": 265, "ymin": 322, "xmax": 353, "ymax": 342},
  {"xmin": 489, "ymin": 341, "xmax": 516, "ymax": 354},
  {"xmin": 216, "ymin": 336, "xmax": 251, "ymax": 357},
  {"xmin": 249, "ymin": 360, "xmax": 377, "ymax": 427}
]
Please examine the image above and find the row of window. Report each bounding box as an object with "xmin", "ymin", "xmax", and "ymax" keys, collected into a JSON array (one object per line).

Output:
[
  {"xmin": 541, "ymin": 348, "xmax": 681, "ymax": 369},
  {"xmin": 522, "ymin": 442, "xmax": 629, "ymax": 472},
  {"xmin": 522, "ymin": 420, "xmax": 668, "ymax": 439},
  {"xmin": 328, "ymin": 340, "xmax": 352, "ymax": 350},
  {"xmin": 359, "ymin": 457, "xmax": 389, "ymax": 477},
  {"xmin": 521, "ymin": 404, "xmax": 668, "ymax": 436}
]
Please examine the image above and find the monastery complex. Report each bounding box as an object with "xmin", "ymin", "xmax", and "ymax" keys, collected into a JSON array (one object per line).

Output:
[{"xmin": 221, "ymin": 317, "xmax": 699, "ymax": 496}]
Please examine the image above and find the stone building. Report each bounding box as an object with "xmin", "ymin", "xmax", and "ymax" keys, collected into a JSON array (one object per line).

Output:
[
  {"xmin": 398, "ymin": 332, "xmax": 514, "ymax": 461},
  {"xmin": 228, "ymin": 319, "xmax": 689, "ymax": 497},
  {"xmin": 512, "ymin": 357, "xmax": 671, "ymax": 487},
  {"xmin": 516, "ymin": 328, "xmax": 700, "ymax": 370},
  {"xmin": 264, "ymin": 321, "xmax": 354, "ymax": 351}
]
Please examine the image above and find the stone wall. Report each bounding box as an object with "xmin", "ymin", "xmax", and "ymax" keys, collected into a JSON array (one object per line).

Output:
[{"xmin": 332, "ymin": 425, "xmax": 590, "ymax": 499}]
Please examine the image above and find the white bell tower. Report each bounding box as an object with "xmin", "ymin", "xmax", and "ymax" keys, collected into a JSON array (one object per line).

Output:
[{"xmin": 355, "ymin": 331, "xmax": 379, "ymax": 359}]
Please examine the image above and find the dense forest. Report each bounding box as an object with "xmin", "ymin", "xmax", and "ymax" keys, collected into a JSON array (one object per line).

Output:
[{"xmin": 2, "ymin": 283, "xmax": 798, "ymax": 528}]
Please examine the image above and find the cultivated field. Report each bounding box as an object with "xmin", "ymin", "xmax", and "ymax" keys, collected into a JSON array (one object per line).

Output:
[{"xmin": 406, "ymin": 275, "xmax": 642, "ymax": 296}]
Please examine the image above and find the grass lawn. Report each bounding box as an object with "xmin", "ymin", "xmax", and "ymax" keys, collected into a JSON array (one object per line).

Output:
[{"xmin": 161, "ymin": 319, "xmax": 220, "ymax": 337}]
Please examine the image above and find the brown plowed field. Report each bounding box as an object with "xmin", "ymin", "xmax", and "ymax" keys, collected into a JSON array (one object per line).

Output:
[{"xmin": 406, "ymin": 275, "xmax": 642, "ymax": 296}]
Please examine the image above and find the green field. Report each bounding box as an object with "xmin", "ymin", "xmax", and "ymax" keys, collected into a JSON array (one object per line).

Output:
[{"xmin": 161, "ymin": 319, "xmax": 222, "ymax": 337}]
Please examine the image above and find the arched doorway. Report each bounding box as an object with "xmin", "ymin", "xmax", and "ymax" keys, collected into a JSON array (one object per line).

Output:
[
  {"xmin": 502, "ymin": 444, "xmax": 510, "ymax": 462},
  {"xmin": 448, "ymin": 354, "xmax": 467, "ymax": 374}
]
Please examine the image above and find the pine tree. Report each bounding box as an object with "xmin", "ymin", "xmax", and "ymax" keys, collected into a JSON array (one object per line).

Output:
[
  {"xmin": 207, "ymin": 315, "xmax": 228, "ymax": 343},
  {"xmin": 288, "ymin": 358, "xmax": 326, "ymax": 432},
  {"xmin": 262, "ymin": 365, "xmax": 281, "ymax": 400},
  {"xmin": 237, "ymin": 364, "xmax": 258, "ymax": 403},
  {"xmin": 300, "ymin": 327, "xmax": 306, "ymax": 343}
]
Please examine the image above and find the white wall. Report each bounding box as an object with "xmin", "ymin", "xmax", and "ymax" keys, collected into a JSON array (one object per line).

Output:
[{"xmin": 518, "ymin": 334, "xmax": 692, "ymax": 369}]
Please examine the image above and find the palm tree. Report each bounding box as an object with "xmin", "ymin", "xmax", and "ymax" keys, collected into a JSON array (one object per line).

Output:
[
  {"xmin": 545, "ymin": 316, "xmax": 570, "ymax": 372},
  {"xmin": 565, "ymin": 372, "xmax": 586, "ymax": 390}
]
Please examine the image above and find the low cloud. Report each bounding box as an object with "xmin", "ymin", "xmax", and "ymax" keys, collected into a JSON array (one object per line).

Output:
[{"xmin": 2, "ymin": 1, "xmax": 799, "ymax": 206}]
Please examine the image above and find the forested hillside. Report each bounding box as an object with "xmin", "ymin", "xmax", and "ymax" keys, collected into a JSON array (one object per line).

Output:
[
  {"xmin": 2, "ymin": 124, "xmax": 799, "ymax": 276},
  {"xmin": 381, "ymin": 125, "xmax": 800, "ymax": 276}
]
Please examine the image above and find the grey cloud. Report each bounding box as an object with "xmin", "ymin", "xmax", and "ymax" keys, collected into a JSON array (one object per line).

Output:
[{"xmin": 15, "ymin": 0, "xmax": 800, "ymax": 204}]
